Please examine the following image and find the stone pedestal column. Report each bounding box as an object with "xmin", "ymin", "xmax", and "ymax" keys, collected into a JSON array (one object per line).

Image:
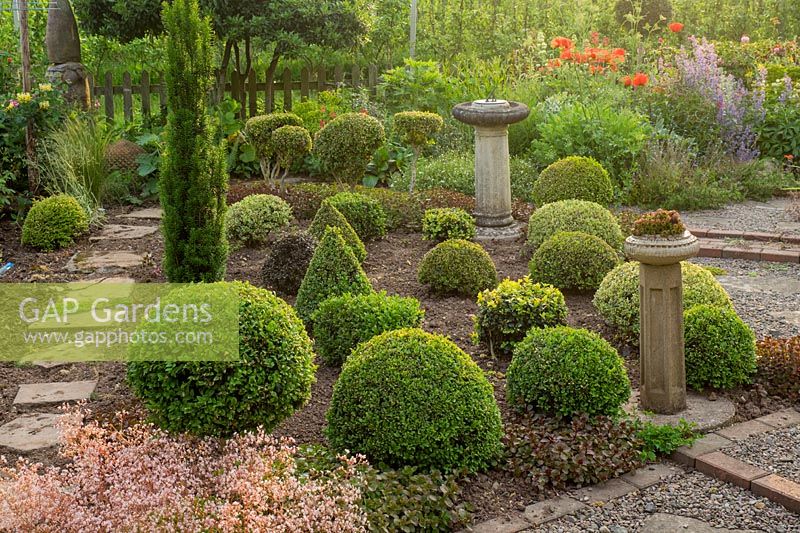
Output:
[
  {"xmin": 45, "ymin": 0, "xmax": 89, "ymax": 109},
  {"xmin": 625, "ymin": 231, "xmax": 700, "ymax": 415},
  {"xmin": 474, "ymin": 125, "xmax": 514, "ymax": 227}
]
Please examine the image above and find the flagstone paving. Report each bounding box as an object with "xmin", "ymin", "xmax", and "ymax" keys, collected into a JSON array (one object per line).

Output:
[
  {"xmin": 13, "ymin": 380, "xmax": 97, "ymax": 405},
  {"xmin": 0, "ymin": 413, "xmax": 62, "ymax": 452}
]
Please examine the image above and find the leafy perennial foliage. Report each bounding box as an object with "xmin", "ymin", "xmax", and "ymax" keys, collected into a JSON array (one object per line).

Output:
[
  {"xmin": 473, "ymin": 276, "xmax": 568, "ymax": 356},
  {"xmin": 326, "ymin": 328, "xmax": 504, "ymax": 472}
]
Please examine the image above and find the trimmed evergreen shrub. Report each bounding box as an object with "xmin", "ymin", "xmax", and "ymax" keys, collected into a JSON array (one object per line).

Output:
[
  {"xmin": 21, "ymin": 194, "xmax": 89, "ymax": 251},
  {"xmin": 314, "ymin": 113, "xmax": 386, "ymax": 184},
  {"xmin": 473, "ymin": 276, "xmax": 568, "ymax": 356},
  {"xmin": 260, "ymin": 230, "xmax": 317, "ymax": 295},
  {"xmin": 326, "ymin": 328, "xmax": 503, "ymax": 471},
  {"xmin": 684, "ymin": 304, "xmax": 757, "ymax": 390},
  {"xmin": 271, "ymin": 125, "xmax": 312, "ymax": 190},
  {"xmin": 308, "ymin": 200, "xmax": 366, "ymax": 263},
  {"xmin": 593, "ymin": 261, "xmax": 733, "ymax": 341},
  {"xmin": 295, "ymin": 226, "xmax": 373, "ymax": 324},
  {"xmin": 527, "ymin": 199, "xmax": 624, "ymax": 251},
  {"xmin": 225, "ymin": 194, "xmax": 292, "ymax": 247},
  {"xmin": 393, "ymin": 111, "xmax": 444, "ymax": 192},
  {"xmin": 326, "ymin": 191, "xmax": 388, "ymax": 241},
  {"xmin": 530, "ymin": 231, "xmax": 622, "ymax": 291},
  {"xmin": 244, "ymin": 113, "xmax": 304, "ymax": 161},
  {"xmin": 422, "ymin": 207, "xmax": 476, "ymax": 242},
  {"xmin": 532, "ymin": 156, "xmax": 614, "ymax": 207},
  {"xmin": 507, "ymin": 326, "xmax": 631, "ymax": 417},
  {"xmin": 160, "ymin": 0, "xmax": 227, "ymax": 282},
  {"xmin": 312, "ymin": 292, "xmax": 425, "ymax": 366},
  {"xmin": 127, "ymin": 281, "xmax": 316, "ymax": 436},
  {"xmin": 418, "ymin": 239, "xmax": 498, "ymax": 297}
]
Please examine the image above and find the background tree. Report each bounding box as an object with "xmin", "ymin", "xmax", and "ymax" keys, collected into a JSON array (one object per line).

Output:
[{"xmin": 160, "ymin": 0, "xmax": 228, "ymax": 282}]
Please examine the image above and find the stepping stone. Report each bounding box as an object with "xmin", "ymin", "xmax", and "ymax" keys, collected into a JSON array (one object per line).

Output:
[
  {"xmin": 32, "ymin": 360, "xmax": 69, "ymax": 369},
  {"xmin": 640, "ymin": 513, "xmax": 761, "ymax": 532},
  {"xmin": 90, "ymin": 224, "xmax": 159, "ymax": 242},
  {"xmin": 120, "ymin": 207, "xmax": 162, "ymax": 220},
  {"xmin": 68, "ymin": 251, "xmax": 144, "ymax": 272},
  {"xmin": 0, "ymin": 413, "xmax": 61, "ymax": 451},
  {"xmin": 13, "ymin": 380, "xmax": 97, "ymax": 405}
]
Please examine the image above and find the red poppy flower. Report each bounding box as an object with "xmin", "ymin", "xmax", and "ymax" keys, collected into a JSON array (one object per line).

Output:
[
  {"xmin": 786, "ymin": 154, "xmax": 795, "ymax": 161},
  {"xmin": 622, "ymin": 76, "xmax": 633, "ymax": 87},
  {"xmin": 560, "ymin": 49, "xmax": 573, "ymax": 60},
  {"xmin": 547, "ymin": 59, "xmax": 562, "ymax": 68},
  {"xmin": 668, "ymin": 22, "xmax": 684, "ymax": 33},
  {"xmin": 632, "ymin": 72, "xmax": 649, "ymax": 86},
  {"xmin": 550, "ymin": 37, "xmax": 574, "ymax": 50},
  {"xmin": 612, "ymin": 48, "xmax": 626, "ymax": 58},
  {"xmin": 590, "ymin": 65, "xmax": 605, "ymax": 75},
  {"xmin": 591, "ymin": 32, "xmax": 600, "ymax": 45}
]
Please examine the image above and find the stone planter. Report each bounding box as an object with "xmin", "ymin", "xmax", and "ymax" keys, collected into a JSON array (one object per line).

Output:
[
  {"xmin": 624, "ymin": 231, "xmax": 700, "ymax": 265},
  {"xmin": 625, "ymin": 230, "xmax": 699, "ymax": 415}
]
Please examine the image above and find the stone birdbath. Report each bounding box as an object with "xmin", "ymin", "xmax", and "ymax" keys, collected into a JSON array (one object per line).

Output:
[
  {"xmin": 452, "ymin": 99, "xmax": 529, "ymax": 239},
  {"xmin": 624, "ymin": 213, "xmax": 700, "ymax": 415}
]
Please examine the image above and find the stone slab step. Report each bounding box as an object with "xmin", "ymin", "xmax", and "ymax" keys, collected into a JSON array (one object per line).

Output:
[
  {"xmin": 67, "ymin": 251, "xmax": 144, "ymax": 272},
  {"xmin": 119, "ymin": 207, "xmax": 162, "ymax": 220},
  {"xmin": 13, "ymin": 380, "xmax": 97, "ymax": 405},
  {"xmin": 0, "ymin": 413, "xmax": 61, "ymax": 451},
  {"xmin": 89, "ymin": 224, "xmax": 159, "ymax": 241}
]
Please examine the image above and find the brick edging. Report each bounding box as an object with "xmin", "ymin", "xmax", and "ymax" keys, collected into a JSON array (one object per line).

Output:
[
  {"xmin": 671, "ymin": 407, "xmax": 800, "ymax": 513},
  {"xmin": 690, "ymin": 228, "xmax": 800, "ymax": 245},
  {"xmin": 697, "ymin": 240, "xmax": 800, "ymax": 263}
]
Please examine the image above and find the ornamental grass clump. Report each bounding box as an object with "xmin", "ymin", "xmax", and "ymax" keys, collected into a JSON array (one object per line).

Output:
[
  {"xmin": 531, "ymin": 156, "xmax": 614, "ymax": 207},
  {"xmin": 632, "ymin": 209, "xmax": 686, "ymax": 237},
  {"xmin": 526, "ymin": 199, "xmax": 624, "ymax": 251},
  {"xmin": 418, "ymin": 239, "xmax": 498, "ymax": 296},
  {"xmin": 313, "ymin": 292, "xmax": 425, "ymax": 366},
  {"xmin": 473, "ymin": 276, "xmax": 568, "ymax": 357},
  {"xmin": 422, "ymin": 207, "xmax": 476, "ymax": 241},
  {"xmin": 314, "ymin": 112, "xmax": 386, "ymax": 185},
  {"xmin": 295, "ymin": 226, "xmax": 373, "ymax": 325},
  {"xmin": 127, "ymin": 281, "xmax": 316, "ymax": 437},
  {"xmin": 0, "ymin": 406, "xmax": 367, "ymax": 532},
  {"xmin": 684, "ymin": 304, "xmax": 757, "ymax": 390},
  {"xmin": 594, "ymin": 261, "xmax": 733, "ymax": 341},
  {"xmin": 309, "ymin": 200, "xmax": 366, "ymax": 262},
  {"xmin": 326, "ymin": 328, "xmax": 503, "ymax": 471},
  {"xmin": 530, "ymin": 231, "xmax": 621, "ymax": 291},
  {"xmin": 21, "ymin": 194, "xmax": 89, "ymax": 251},
  {"xmin": 326, "ymin": 191, "xmax": 388, "ymax": 241},
  {"xmin": 507, "ymin": 326, "xmax": 631, "ymax": 417},
  {"xmin": 225, "ymin": 194, "xmax": 292, "ymax": 247}
]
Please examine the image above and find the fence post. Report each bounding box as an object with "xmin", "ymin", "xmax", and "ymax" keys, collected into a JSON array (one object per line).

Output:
[
  {"xmin": 282, "ymin": 68, "xmax": 292, "ymax": 111},
  {"xmin": 157, "ymin": 72, "xmax": 167, "ymax": 115},
  {"xmin": 368, "ymin": 65, "xmax": 378, "ymax": 96},
  {"xmin": 317, "ymin": 65, "xmax": 326, "ymax": 94},
  {"xmin": 351, "ymin": 65, "xmax": 360, "ymax": 90},
  {"xmin": 300, "ymin": 67, "xmax": 310, "ymax": 100},
  {"xmin": 248, "ymin": 68, "xmax": 257, "ymax": 118},
  {"xmin": 334, "ymin": 64, "xmax": 344, "ymax": 86},
  {"xmin": 122, "ymin": 71, "xmax": 133, "ymax": 123},
  {"xmin": 103, "ymin": 71, "xmax": 114, "ymax": 123},
  {"xmin": 140, "ymin": 70, "xmax": 151, "ymax": 119},
  {"xmin": 266, "ymin": 68, "xmax": 274, "ymax": 113}
]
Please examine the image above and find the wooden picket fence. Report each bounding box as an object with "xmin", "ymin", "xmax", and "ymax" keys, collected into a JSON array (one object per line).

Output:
[{"xmin": 88, "ymin": 64, "xmax": 381, "ymax": 123}]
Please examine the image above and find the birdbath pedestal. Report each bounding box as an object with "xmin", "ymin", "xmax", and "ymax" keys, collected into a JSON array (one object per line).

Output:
[
  {"xmin": 624, "ymin": 231, "xmax": 700, "ymax": 414},
  {"xmin": 452, "ymin": 99, "xmax": 529, "ymax": 240}
]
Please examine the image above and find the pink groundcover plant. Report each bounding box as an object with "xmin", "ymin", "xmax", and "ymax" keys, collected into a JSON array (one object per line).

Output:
[{"xmin": 0, "ymin": 406, "xmax": 368, "ymax": 532}]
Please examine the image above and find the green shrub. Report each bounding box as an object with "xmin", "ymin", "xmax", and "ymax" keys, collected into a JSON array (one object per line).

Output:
[
  {"xmin": 314, "ymin": 113, "xmax": 386, "ymax": 184},
  {"xmin": 271, "ymin": 125, "xmax": 312, "ymax": 190},
  {"xmin": 326, "ymin": 328, "xmax": 503, "ymax": 471},
  {"xmin": 418, "ymin": 239, "xmax": 497, "ymax": 296},
  {"xmin": 473, "ymin": 276, "xmax": 568, "ymax": 356},
  {"xmin": 21, "ymin": 194, "xmax": 89, "ymax": 251},
  {"xmin": 527, "ymin": 199, "xmax": 624, "ymax": 251},
  {"xmin": 507, "ymin": 326, "xmax": 631, "ymax": 417},
  {"xmin": 756, "ymin": 337, "xmax": 800, "ymax": 401},
  {"xmin": 615, "ymin": 0, "xmax": 673, "ymax": 28},
  {"xmin": 390, "ymin": 151, "xmax": 538, "ymax": 201},
  {"xmin": 127, "ymin": 281, "xmax": 316, "ymax": 436},
  {"xmin": 160, "ymin": 0, "xmax": 227, "ymax": 282},
  {"xmin": 505, "ymin": 414, "xmax": 643, "ymax": 490},
  {"xmin": 422, "ymin": 207, "xmax": 476, "ymax": 241},
  {"xmin": 529, "ymin": 102, "xmax": 650, "ymax": 192},
  {"xmin": 532, "ymin": 156, "xmax": 614, "ymax": 207},
  {"xmin": 312, "ymin": 292, "xmax": 425, "ymax": 366},
  {"xmin": 295, "ymin": 226, "xmax": 373, "ymax": 324},
  {"xmin": 260, "ymin": 230, "xmax": 317, "ymax": 295},
  {"xmin": 244, "ymin": 113, "xmax": 304, "ymax": 161},
  {"xmin": 635, "ymin": 419, "xmax": 698, "ymax": 462},
  {"xmin": 225, "ymin": 194, "xmax": 292, "ymax": 247},
  {"xmin": 326, "ymin": 191, "xmax": 388, "ymax": 241},
  {"xmin": 684, "ymin": 304, "xmax": 757, "ymax": 390},
  {"xmin": 394, "ymin": 111, "xmax": 444, "ymax": 192},
  {"xmin": 530, "ymin": 231, "xmax": 621, "ymax": 291},
  {"xmin": 309, "ymin": 200, "xmax": 366, "ymax": 262},
  {"xmin": 593, "ymin": 261, "xmax": 733, "ymax": 341}
]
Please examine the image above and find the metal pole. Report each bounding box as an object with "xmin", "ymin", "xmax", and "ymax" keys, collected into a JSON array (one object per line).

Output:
[{"xmin": 409, "ymin": 0, "xmax": 417, "ymax": 59}]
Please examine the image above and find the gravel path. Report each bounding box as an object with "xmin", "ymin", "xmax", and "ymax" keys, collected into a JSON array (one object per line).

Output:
[
  {"xmin": 724, "ymin": 426, "xmax": 800, "ymax": 484},
  {"xmin": 542, "ymin": 471, "xmax": 800, "ymax": 532},
  {"xmin": 690, "ymin": 258, "xmax": 800, "ymax": 339},
  {"xmin": 681, "ymin": 198, "xmax": 800, "ymax": 234}
]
